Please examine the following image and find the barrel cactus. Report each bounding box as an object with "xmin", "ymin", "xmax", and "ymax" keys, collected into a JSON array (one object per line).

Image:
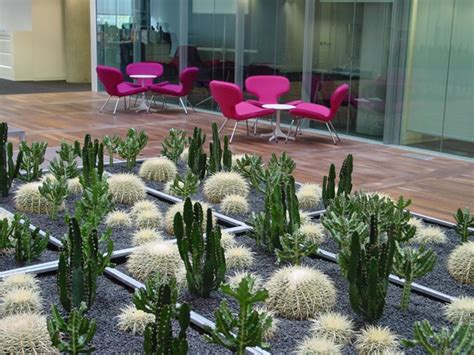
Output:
[
  {"xmin": 1, "ymin": 288, "xmax": 42, "ymax": 316},
  {"xmin": 297, "ymin": 183, "xmax": 322, "ymax": 210},
  {"xmin": 220, "ymin": 231, "xmax": 237, "ymax": 250},
  {"xmin": 116, "ymin": 304, "xmax": 155, "ymax": 335},
  {"xmin": 164, "ymin": 201, "xmax": 215, "ymax": 235},
  {"xmin": 354, "ymin": 325, "xmax": 399, "ymax": 355},
  {"xmin": 447, "ymin": 241, "xmax": 474, "ymax": 285},
  {"xmin": 310, "ymin": 312, "xmax": 354, "ymax": 345},
  {"xmin": 105, "ymin": 210, "xmax": 132, "ymax": 228},
  {"xmin": 220, "ymin": 194, "xmax": 249, "ymax": 215},
  {"xmin": 0, "ymin": 273, "xmax": 39, "ymax": 296},
  {"xmin": 411, "ymin": 225, "xmax": 447, "ymax": 245},
  {"xmin": 132, "ymin": 229, "xmax": 164, "ymax": 246},
  {"xmin": 203, "ymin": 172, "xmax": 249, "ymax": 203},
  {"xmin": 67, "ymin": 177, "xmax": 83, "ymax": 195},
  {"xmin": 299, "ymin": 223, "xmax": 326, "ymax": 245},
  {"xmin": 14, "ymin": 182, "xmax": 59, "ymax": 214},
  {"xmin": 443, "ymin": 296, "xmax": 474, "ymax": 324},
  {"xmin": 296, "ymin": 337, "xmax": 342, "ymax": 355},
  {"xmin": 225, "ymin": 246, "xmax": 254, "ymax": 270},
  {"xmin": 139, "ymin": 157, "xmax": 177, "ymax": 183},
  {"xmin": 265, "ymin": 265, "xmax": 336, "ymax": 320},
  {"xmin": 136, "ymin": 208, "xmax": 163, "ymax": 229},
  {"xmin": 108, "ymin": 173, "xmax": 147, "ymax": 205},
  {"xmin": 130, "ymin": 200, "xmax": 159, "ymax": 218}
]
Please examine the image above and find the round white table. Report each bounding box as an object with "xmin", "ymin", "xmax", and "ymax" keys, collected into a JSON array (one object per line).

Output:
[
  {"xmin": 129, "ymin": 74, "xmax": 157, "ymax": 112},
  {"xmin": 262, "ymin": 104, "xmax": 296, "ymax": 142}
]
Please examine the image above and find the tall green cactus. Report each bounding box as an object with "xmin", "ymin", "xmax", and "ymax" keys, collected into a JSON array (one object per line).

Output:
[
  {"xmin": 173, "ymin": 198, "xmax": 226, "ymax": 297},
  {"xmin": 454, "ymin": 208, "xmax": 474, "ymax": 244},
  {"xmin": 19, "ymin": 140, "xmax": 47, "ymax": 182},
  {"xmin": 81, "ymin": 134, "xmax": 104, "ymax": 186},
  {"xmin": 322, "ymin": 154, "xmax": 353, "ymax": 208},
  {"xmin": 58, "ymin": 218, "xmax": 113, "ymax": 312},
  {"xmin": 187, "ymin": 127, "xmax": 207, "ymax": 179},
  {"xmin": 392, "ymin": 245, "xmax": 437, "ymax": 310},
  {"xmin": 208, "ymin": 122, "xmax": 232, "ymax": 174},
  {"xmin": 0, "ymin": 122, "xmax": 23, "ymax": 197}
]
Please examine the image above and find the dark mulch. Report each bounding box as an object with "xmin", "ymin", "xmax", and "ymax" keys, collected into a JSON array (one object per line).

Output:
[
  {"xmin": 37, "ymin": 273, "xmax": 228, "ymax": 354},
  {"xmin": 0, "ymin": 247, "xmax": 58, "ymax": 272}
]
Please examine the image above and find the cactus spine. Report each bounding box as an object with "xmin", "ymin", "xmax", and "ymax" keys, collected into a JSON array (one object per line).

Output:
[
  {"xmin": 208, "ymin": 122, "xmax": 232, "ymax": 174},
  {"xmin": 187, "ymin": 127, "xmax": 207, "ymax": 180},
  {"xmin": 174, "ymin": 198, "xmax": 226, "ymax": 297},
  {"xmin": 322, "ymin": 154, "xmax": 353, "ymax": 208},
  {"xmin": 0, "ymin": 123, "xmax": 23, "ymax": 197}
]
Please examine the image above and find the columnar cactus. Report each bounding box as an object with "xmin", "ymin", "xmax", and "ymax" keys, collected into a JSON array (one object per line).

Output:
[
  {"xmin": 164, "ymin": 201, "xmax": 215, "ymax": 235},
  {"xmin": 208, "ymin": 122, "xmax": 232, "ymax": 174},
  {"xmin": 0, "ymin": 122, "xmax": 23, "ymax": 197},
  {"xmin": 174, "ymin": 198, "xmax": 226, "ymax": 297},
  {"xmin": 322, "ymin": 154, "xmax": 352, "ymax": 208},
  {"xmin": 454, "ymin": 208, "xmax": 474, "ymax": 243},
  {"xmin": 187, "ymin": 127, "xmax": 207, "ymax": 180}
]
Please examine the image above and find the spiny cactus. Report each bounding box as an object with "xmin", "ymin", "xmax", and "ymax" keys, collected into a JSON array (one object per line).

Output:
[
  {"xmin": 1, "ymin": 288, "xmax": 42, "ymax": 316},
  {"xmin": 139, "ymin": 157, "xmax": 177, "ymax": 182},
  {"xmin": 11, "ymin": 213, "xmax": 49, "ymax": 263},
  {"xmin": 187, "ymin": 127, "xmax": 207, "ymax": 180},
  {"xmin": 161, "ymin": 128, "xmax": 186, "ymax": 164},
  {"xmin": 299, "ymin": 222, "xmax": 326, "ymax": 245},
  {"xmin": 221, "ymin": 194, "xmax": 249, "ymax": 215},
  {"xmin": 136, "ymin": 208, "xmax": 162, "ymax": 229},
  {"xmin": 225, "ymin": 246, "xmax": 255, "ymax": 270},
  {"xmin": 227, "ymin": 271, "xmax": 263, "ymax": 290},
  {"xmin": 392, "ymin": 244, "xmax": 437, "ymax": 310},
  {"xmin": 411, "ymin": 225, "xmax": 447, "ymax": 245},
  {"xmin": 296, "ymin": 337, "xmax": 342, "ymax": 355},
  {"xmin": 447, "ymin": 241, "xmax": 474, "ymax": 285},
  {"xmin": 276, "ymin": 230, "xmax": 317, "ymax": 265},
  {"xmin": 322, "ymin": 154, "xmax": 353, "ymax": 208},
  {"xmin": 80, "ymin": 134, "xmax": 104, "ymax": 186},
  {"xmin": 169, "ymin": 171, "xmax": 199, "ymax": 198},
  {"xmin": 14, "ymin": 182, "xmax": 58, "ymax": 214},
  {"xmin": 0, "ymin": 215, "xmax": 13, "ymax": 255},
  {"xmin": 208, "ymin": 122, "xmax": 232, "ymax": 174},
  {"xmin": 164, "ymin": 201, "xmax": 215, "ymax": 235},
  {"xmin": 132, "ymin": 228, "xmax": 164, "ymax": 246},
  {"xmin": 116, "ymin": 128, "xmax": 148, "ymax": 170},
  {"xmin": 355, "ymin": 325, "xmax": 399, "ymax": 355},
  {"xmin": 254, "ymin": 306, "xmax": 279, "ymax": 340},
  {"xmin": 297, "ymin": 183, "xmax": 322, "ymax": 210},
  {"xmin": 130, "ymin": 199, "xmax": 159, "ymax": 218},
  {"xmin": 220, "ymin": 231, "xmax": 237, "ymax": 250},
  {"xmin": 454, "ymin": 208, "xmax": 474, "ymax": 243},
  {"xmin": 126, "ymin": 241, "xmax": 185, "ymax": 284},
  {"xmin": 310, "ymin": 312, "xmax": 354, "ymax": 345},
  {"xmin": 0, "ymin": 273, "xmax": 39, "ymax": 296},
  {"xmin": 0, "ymin": 313, "xmax": 54, "ymax": 353},
  {"xmin": 104, "ymin": 210, "xmax": 132, "ymax": 228},
  {"xmin": 108, "ymin": 173, "xmax": 147, "ymax": 205},
  {"xmin": 0, "ymin": 122, "xmax": 23, "ymax": 197},
  {"xmin": 205, "ymin": 275, "xmax": 272, "ymax": 354},
  {"xmin": 19, "ymin": 140, "xmax": 47, "ymax": 182},
  {"xmin": 38, "ymin": 175, "xmax": 69, "ymax": 219},
  {"xmin": 265, "ymin": 265, "xmax": 336, "ymax": 320},
  {"xmin": 68, "ymin": 177, "xmax": 83, "ymax": 194},
  {"xmin": 444, "ymin": 296, "xmax": 474, "ymax": 324},
  {"xmin": 232, "ymin": 153, "xmax": 265, "ymax": 190},
  {"xmin": 102, "ymin": 134, "xmax": 120, "ymax": 168},
  {"xmin": 116, "ymin": 304, "xmax": 155, "ymax": 335},
  {"xmin": 203, "ymin": 171, "xmax": 249, "ymax": 203},
  {"xmin": 174, "ymin": 198, "xmax": 226, "ymax": 297}
]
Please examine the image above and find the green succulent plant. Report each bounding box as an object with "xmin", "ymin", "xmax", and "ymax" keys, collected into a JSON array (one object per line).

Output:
[
  {"xmin": 187, "ymin": 127, "xmax": 207, "ymax": 180},
  {"xmin": 38, "ymin": 175, "xmax": 69, "ymax": 219},
  {"xmin": 321, "ymin": 154, "xmax": 353, "ymax": 208},
  {"xmin": 169, "ymin": 171, "xmax": 199, "ymax": 198},
  {"xmin": 18, "ymin": 140, "xmax": 47, "ymax": 182},
  {"xmin": 208, "ymin": 122, "xmax": 232, "ymax": 174},
  {"xmin": 0, "ymin": 122, "xmax": 23, "ymax": 197},
  {"xmin": 10, "ymin": 213, "xmax": 49, "ymax": 263},
  {"xmin": 454, "ymin": 208, "xmax": 474, "ymax": 244},
  {"xmin": 116, "ymin": 128, "xmax": 148, "ymax": 169},
  {"xmin": 161, "ymin": 128, "xmax": 186, "ymax": 164}
]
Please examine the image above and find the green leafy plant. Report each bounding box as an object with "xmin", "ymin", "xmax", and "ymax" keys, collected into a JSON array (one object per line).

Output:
[
  {"xmin": 454, "ymin": 208, "xmax": 474, "ymax": 244},
  {"xmin": 208, "ymin": 122, "xmax": 232, "ymax": 174},
  {"xmin": 233, "ymin": 154, "xmax": 265, "ymax": 191},
  {"xmin": 11, "ymin": 213, "xmax": 49, "ymax": 263},
  {"xmin": 174, "ymin": 198, "xmax": 226, "ymax": 297},
  {"xmin": 58, "ymin": 140, "xmax": 81, "ymax": 163},
  {"xmin": 116, "ymin": 128, "xmax": 148, "ymax": 169},
  {"xmin": 205, "ymin": 275, "xmax": 272, "ymax": 354},
  {"xmin": 19, "ymin": 141, "xmax": 47, "ymax": 182},
  {"xmin": 187, "ymin": 127, "xmax": 207, "ymax": 180},
  {"xmin": 0, "ymin": 122, "xmax": 23, "ymax": 197},
  {"xmin": 0, "ymin": 217, "xmax": 14, "ymax": 252},
  {"xmin": 392, "ymin": 244, "xmax": 437, "ymax": 310},
  {"xmin": 276, "ymin": 230, "xmax": 317, "ymax": 265},
  {"xmin": 102, "ymin": 135, "xmax": 120, "ymax": 168},
  {"xmin": 38, "ymin": 176, "xmax": 68, "ymax": 219},
  {"xmin": 49, "ymin": 157, "xmax": 79, "ymax": 180},
  {"xmin": 322, "ymin": 154, "xmax": 353, "ymax": 208},
  {"xmin": 47, "ymin": 302, "xmax": 96, "ymax": 354},
  {"xmin": 161, "ymin": 128, "xmax": 186, "ymax": 163},
  {"xmin": 402, "ymin": 319, "xmax": 473, "ymax": 354},
  {"xmin": 133, "ymin": 275, "xmax": 190, "ymax": 355},
  {"xmin": 170, "ymin": 171, "xmax": 199, "ymax": 198},
  {"xmin": 58, "ymin": 217, "xmax": 113, "ymax": 312}
]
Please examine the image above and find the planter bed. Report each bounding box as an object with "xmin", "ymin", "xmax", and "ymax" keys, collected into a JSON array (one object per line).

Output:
[{"xmin": 0, "ymin": 247, "xmax": 58, "ymax": 272}]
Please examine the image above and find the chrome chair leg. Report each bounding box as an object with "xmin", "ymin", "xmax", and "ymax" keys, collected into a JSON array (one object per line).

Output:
[
  {"xmin": 229, "ymin": 121, "xmax": 238, "ymax": 144},
  {"xmin": 186, "ymin": 97, "xmax": 196, "ymax": 112},
  {"xmin": 329, "ymin": 121, "xmax": 341, "ymax": 141},
  {"xmin": 325, "ymin": 122, "xmax": 337, "ymax": 145},
  {"xmin": 99, "ymin": 95, "xmax": 111, "ymax": 112},
  {"xmin": 123, "ymin": 97, "xmax": 128, "ymax": 111},
  {"xmin": 196, "ymin": 96, "xmax": 213, "ymax": 107},
  {"xmin": 179, "ymin": 97, "xmax": 188, "ymax": 114},
  {"xmin": 147, "ymin": 95, "xmax": 155, "ymax": 113},
  {"xmin": 246, "ymin": 120, "xmax": 249, "ymax": 136},
  {"xmin": 113, "ymin": 97, "xmax": 120, "ymax": 115},
  {"xmin": 161, "ymin": 96, "xmax": 166, "ymax": 110},
  {"xmin": 252, "ymin": 118, "xmax": 259, "ymax": 135},
  {"xmin": 218, "ymin": 118, "xmax": 229, "ymax": 133},
  {"xmin": 285, "ymin": 119, "xmax": 295, "ymax": 143}
]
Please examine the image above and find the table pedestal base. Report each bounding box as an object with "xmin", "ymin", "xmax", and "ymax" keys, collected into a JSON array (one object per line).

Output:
[{"xmin": 259, "ymin": 110, "xmax": 294, "ymax": 143}]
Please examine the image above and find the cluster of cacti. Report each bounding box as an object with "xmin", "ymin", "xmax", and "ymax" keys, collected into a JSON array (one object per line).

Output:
[
  {"xmin": 322, "ymin": 154, "xmax": 353, "ymax": 208},
  {"xmin": 38, "ymin": 174, "xmax": 69, "ymax": 219},
  {"xmin": 117, "ymin": 304, "xmax": 155, "ymax": 335},
  {"xmin": 447, "ymin": 241, "xmax": 474, "ymax": 285},
  {"xmin": 296, "ymin": 337, "xmax": 342, "ymax": 355},
  {"xmin": 444, "ymin": 296, "xmax": 474, "ymax": 324},
  {"xmin": 276, "ymin": 230, "xmax": 317, "ymax": 265},
  {"xmin": 68, "ymin": 177, "xmax": 83, "ymax": 194},
  {"xmin": 187, "ymin": 127, "xmax": 207, "ymax": 180},
  {"xmin": 220, "ymin": 194, "xmax": 249, "ymax": 215},
  {"xmin": 48, "ymin": 302, "xmax": 96, "ymax": 354},
  {"xmin": 225, "ymin": 246, "xmax": 255, "ymax": 270},
  {"xmin": 18, "ymin": 140, "xmax": 47, "ymax": 182},
  {"xmin": 310, "ymin": 312, "xmax": 354, "ymax": 345},
  {"xmin": 265, "ymin": 265, "xmax": 336, "ymax": 320},
  {"xmin": 203, "ymin": 171, "xmax": 249, "ymax": 203},
  {"xmin": 0, "ymin": 122, "xmax": 23, "ymax": 197},
  {"xmin": 102, "ymin": 134, "xmax": 120, "ymax": 168},
  {"xmin": 454, "ymin": 207, "xmax": 474, "ymax": 243},
  {"xmin": 392, "ymin": 244, "xmax": 437, "ymax": 310},
  {"xmin": 136, "ymin": 208, "xmax": 162, "ymax": 229},
  {"xmin": 174, "ymin": 198, "xmax": 226, "ymax": 297},
  {"xmin": 115, "ymin": 128, "xmax": 148, "ymax": 169},
  {"xmin": 208, "ymin": 122, "xmax": 232, "ymax": 174},
  {"xmin": 169, "ymin": 170, "xmax": 199, "ymax": 198},
  {"xmin": 0, "ymin": 313, "xmax": 54, "ymax": 353},
  {"xmin": 126, "ymin": 240, "xmax": 185, "ymax": 284},
  {"xmin": 0, "ymin": 273, "xmax": 39, "ymax": 296},
  {"xmin": 402, "ymin": 319, "xmax": 473, "ymax": 354},
  {"xmin": 139, "ymin": 157, "xmax": 177, "ymax": 182},
  {"xmin": 58, "ymin": 217, "xmax": 113, "ymax": 312},
  {"xmin": 355, "ymin": 325, "xmax": 399, "ymax": 354},
  {"xmin": 299, "ymin": 222, "xmax": 326, "ymax": 245},
  {"xmin": 205, "ymin": 275, "xmax": 272, "ymax": 354},
  {"xmin": 297, "ymin": 183, "xmax": 322, "ymax": 210},
  {"xmin": 232, "ymin": 153, "xmax": 265, "ymax": 190},
  {"xmin": 10, "ymin": 213, "xmax": 49, "ymax": 262},
  {"xmin": 1, "ymin": 287, "xmax": 42, "ymax": 316},
  {"xmin": 14, "ymin": 182, "xmax": 58, "ymax": 214},
  {"xmin": 161, "ymin": 128, "xmax": 186, "ymax": 163},
  {"xmin": 132, "ymin": 228, "xmax": 163, "ymax": 246},
  {"xmin": 227, "ymin": 271, "xmax": 263, "ymax": 290},
  {"xmin": 164, "ymin": 201, "xmax": 215, "ymax": 235},
  {"xmin": 108, "ymin": 173, "xmax": 147, "ymax": 205},
  {"xmin": 104, "ymin": 210, "xmax": 132, "ymax": 228}
]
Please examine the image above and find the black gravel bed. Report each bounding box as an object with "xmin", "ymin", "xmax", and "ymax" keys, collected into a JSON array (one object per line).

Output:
[
  {"xmin": 0, "ymin": 247, "xmax": 58, "ymax": 272},
  {"xmin": 180, "ymin": 234, "xmax": 450, "ymax": 355},
  {"xmin": 36, "ymin": 272, "xmax": 227, "ymax": 354}
]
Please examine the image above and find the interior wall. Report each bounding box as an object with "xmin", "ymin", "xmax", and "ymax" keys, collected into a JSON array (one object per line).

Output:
[{"xmin": 0, "ymin": 0, "xmax": 32, "ymax": 32}]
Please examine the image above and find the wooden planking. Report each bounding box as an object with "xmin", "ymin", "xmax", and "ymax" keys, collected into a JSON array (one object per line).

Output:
[{"xmin": 0, "ymin": 91, "xmax": 473, "ymax": 222}]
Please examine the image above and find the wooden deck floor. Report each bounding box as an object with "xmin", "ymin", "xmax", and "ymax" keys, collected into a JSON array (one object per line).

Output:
[{"xmin": 0, "ymin": 91, "xmax": 472, "ymax": 222}]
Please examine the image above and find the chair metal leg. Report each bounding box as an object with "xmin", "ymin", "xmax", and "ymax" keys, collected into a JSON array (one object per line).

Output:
[
  {"xmin": 161, "ymin": 96, "xmax": 166, "ymax": 110},
  {"xmin": 252, "ymin": 118, "xmax": 259, "ymax": 135},
  {"xmin": 99, "ymin": 95, "xmax": 111, "ymax": 112},
  {"xmin": 218, "ymin": 118, "xmax": 229, "ymax": 133},
  {"xmin": 186, "ymin": 97, "xmax": 196, "ymax": 112},
  {"xmin": 123, "ymin": 97, "xmax": 128, "ymax": 111},
  {"xmin": 246, "ymin": 120, "xmax": 249, "ymax": 136},
  {"xmin": 325, "ymin": 122, "xmax": 337, "ymax": 145},
  {"xmin": 229, "ymin": 121, "xmax": 238, "ymax": 144},
  {"xmin": 113, "ymin": 97, "xmax": 120, "ymax": 115},
  {"xmin": 179, "ymin": 97, "xmax": 188, "ymax": 115},
  {"xmin": 329, "ymin": 121, "xmax": 341, "ymax": 141},
  {"xmin": 147, "ymin": 95, "xmax": 155, "ymax": 113},
  {"xmin": 295, "ymin": 119, "xmax": 303, "ymax": 137},
  {"xmin": 196, "ymin": 96, "xmax": 213, "ymax": 107},
  {"xmin": 285, "ymin": 119, "xmax": 295, "ymax": 143}
]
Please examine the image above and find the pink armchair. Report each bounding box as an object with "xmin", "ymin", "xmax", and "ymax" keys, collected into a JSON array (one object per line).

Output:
[{"xmin": 126, "ymin": 62, "xmax": 164, "ymax": 88}]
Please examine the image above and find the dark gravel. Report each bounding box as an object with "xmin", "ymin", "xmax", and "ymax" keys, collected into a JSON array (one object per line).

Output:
[
  {"xmin": 37, "ymin": 272, "xmax": 228, "ymax": 354},
  {"xmin": 0, "ymin": 247, "xmax": 58, "ymax": 272}
]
